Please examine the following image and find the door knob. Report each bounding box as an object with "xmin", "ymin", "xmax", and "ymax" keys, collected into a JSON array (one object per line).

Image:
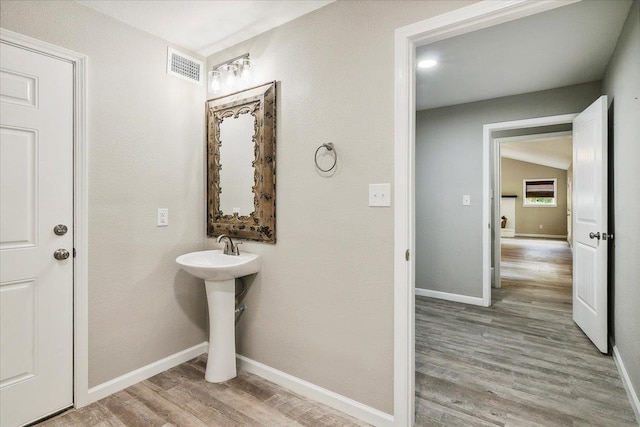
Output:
[
  {"xmin": 53, "ymin": 224, "xmax": 68, "ymax": 236},
  {"xmin": 54, "ymin": 248, "xmax": 70, "ymax": 260},
  {"xmin": 589, "ymin": 232, "xmax": 601, "ymax": 240}
]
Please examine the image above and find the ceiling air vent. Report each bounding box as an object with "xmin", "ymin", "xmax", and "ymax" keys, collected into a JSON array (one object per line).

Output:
[{"xmin": 166, "ymin": 47, "xmax": 203, "ymax": 85}]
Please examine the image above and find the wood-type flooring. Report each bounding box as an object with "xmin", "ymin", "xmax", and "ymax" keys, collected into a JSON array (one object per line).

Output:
[
  {"xmin": 36, "ymin": 356, "xmax": 369, "ymax": 427},
  {"xmin": 38, "ymin": 237, "xmax": 637, "ymax": 426},
  {"xmin": 415, "ymin": 237, "xmax": 637, "ymax": 426}
]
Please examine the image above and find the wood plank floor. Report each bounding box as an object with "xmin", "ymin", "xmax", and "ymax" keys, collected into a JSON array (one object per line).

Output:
[
  {"xmin": 37, "ymin": 237, "xmax": 637, "ymax": 426},
  {"xmin": 36, "ymin": 356, "xmax": 369, "ymax": 427},
  {"xmin": 415, "ymin": 237, "xmax": 637, "ymax": 426}
]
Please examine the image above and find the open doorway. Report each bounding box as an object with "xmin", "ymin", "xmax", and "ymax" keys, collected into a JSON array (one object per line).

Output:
[
  {"xmin": 491, "ymin": 122, "xmax": 574, "ymax": 291},
  {"xmin": 403, "ymin": 0, "xmax": 633, "ymax": 424},
  {"xmin": 496, "ymin": 129, "xmax": 576, "ymax": 332},
  {"xmin": 497, "ymin": 131, "xmax": 574, "ymax": 315}
]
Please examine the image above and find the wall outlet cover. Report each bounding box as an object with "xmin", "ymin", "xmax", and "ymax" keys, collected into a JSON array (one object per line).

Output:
[
  {"xmin": 157, "ymin": 208, "xmax": 169, "ymax": 226},
  {"xmin": 369, "ymin": 183, "xmax": 391, "ymax": 207}
]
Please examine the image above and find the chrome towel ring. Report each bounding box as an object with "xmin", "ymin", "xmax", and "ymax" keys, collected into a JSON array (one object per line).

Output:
[{"xmin": 314, "ymin": 142, "xmax": 337, "ymax": 172}]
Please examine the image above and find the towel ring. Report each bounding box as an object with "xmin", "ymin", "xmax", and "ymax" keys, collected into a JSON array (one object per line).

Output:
[{"xmin": 314, "ymin": 142, "xmax": 337, "ymax": 172}]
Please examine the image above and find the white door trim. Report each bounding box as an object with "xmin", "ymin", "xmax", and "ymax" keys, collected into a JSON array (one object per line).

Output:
[
  {"xmin": 0, "ymin": 28, "xmax": 90, "ymax": 408},
  {"xmin": 484, "ymin": 114, "xmax": 577, "ymax": 305},
  {"xmin": 393, "ymin": 1, "xmax": 579, "ymax": 425}
]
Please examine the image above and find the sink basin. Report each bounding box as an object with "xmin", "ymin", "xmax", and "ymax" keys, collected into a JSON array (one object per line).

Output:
[
  {"xmin": 176, "ymin": 250, "xmax": 260, "ymax": 281},
  {"xmin": 176, "ymin": 249, "xmax": 260, "ymax": 383}
]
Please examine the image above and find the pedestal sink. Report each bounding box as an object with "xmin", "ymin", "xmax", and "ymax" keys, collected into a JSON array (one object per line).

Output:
[{"xmin": 176, "ymin": 250, "xmax": 260, "ymax": 383}]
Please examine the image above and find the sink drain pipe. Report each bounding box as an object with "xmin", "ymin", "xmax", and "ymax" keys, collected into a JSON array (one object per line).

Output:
[
  {"xmin": 235, "ymin": 278, "xmax": 247, "ymax": 324},
  {"xmin": 235, "ymin": 305, "xmax": 246, "ymax": 324}
]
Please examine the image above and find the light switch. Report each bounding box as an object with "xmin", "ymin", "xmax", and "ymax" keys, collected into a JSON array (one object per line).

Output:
[
  {"xmin": 462, "ymin": 195, "xmax": 471, "ymax": 206},
  {"xmin": 157, "ymin": 208, "xmax": 168, "ymax": 226},
  {"xmin": 369, "ymin": 183, "xmax": 391, "ymax": 207}
]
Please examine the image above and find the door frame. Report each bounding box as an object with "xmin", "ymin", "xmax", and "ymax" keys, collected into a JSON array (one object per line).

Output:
[
  {"xmin": 485, "ymin": 116, "xmax": 576, "ymax": 296},
  {"xmin": 493, "ymin": 129, "xmax": 573, "ymax": 289},
  {"xmin": 393, "ymin": 1, "xmax": 579, "ymax": 425},
  {"xmin": 0, "ymin": 28, "xmax": 90, "ymax": 408}
]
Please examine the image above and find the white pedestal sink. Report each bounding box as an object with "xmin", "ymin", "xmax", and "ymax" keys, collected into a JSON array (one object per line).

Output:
[{"xmin": 176, "ymin": 250, "xmax": 260, "ymax": 383}]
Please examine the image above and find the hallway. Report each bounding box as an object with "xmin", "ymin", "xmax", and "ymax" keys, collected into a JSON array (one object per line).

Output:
[{"xmin": 415, "ymin": 238, "xmax": 636, "ymax": 426}]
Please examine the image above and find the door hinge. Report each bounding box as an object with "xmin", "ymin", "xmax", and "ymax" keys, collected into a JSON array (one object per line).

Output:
[
  {"xmin": 405, "ymin": 249, "xmax": 410, "ymax": 261},
  {"xmin": 73, "ymin": 248, "xmax": 76, "ymax": 258}
]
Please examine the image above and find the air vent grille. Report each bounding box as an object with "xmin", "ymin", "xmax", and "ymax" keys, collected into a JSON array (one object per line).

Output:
[{"xmin": 166, "ymin": 47, "xmax": 203, "ymax": 85}]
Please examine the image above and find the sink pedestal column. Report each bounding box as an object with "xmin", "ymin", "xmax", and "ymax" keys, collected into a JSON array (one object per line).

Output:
[{"xmin": 204, "ymin": 279, "xmax": 236, "ymax": 383}]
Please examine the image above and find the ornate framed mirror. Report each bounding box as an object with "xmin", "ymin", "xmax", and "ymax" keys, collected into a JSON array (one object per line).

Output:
[{"xmin": 206, "ymin": 81, "xmax": 276, "ymax": 243}]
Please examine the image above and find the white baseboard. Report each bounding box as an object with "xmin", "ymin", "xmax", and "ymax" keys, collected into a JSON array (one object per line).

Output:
[
  {"xmin": 415, "ymin": 288, "xmax": 484, "ymax": 306},
  {"xmin": 236, "ymin": 354, "xmax": 394, "ymax": 427},
  {"xmin": 86, "ymin": 342, "xmax": 208, "ymax": 404},
  {"xmin": 515, "ymin": 233, "xmax": 567, "ymax": 239},
  {"xmin": 501, "ymin": 229, "xmax": 515, "ymax": 237},
  {"xmin": 85, "ymin": 344, "xmax": 391, "ymax": 426},
  {"xmin": 613, "ymin": 346, "xmax": 640, "ymax": 424}
]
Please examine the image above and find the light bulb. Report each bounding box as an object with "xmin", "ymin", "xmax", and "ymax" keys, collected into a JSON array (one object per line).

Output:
[
  {"xmin": 226, "ymin": 64, "xmax": 237, "ymax": 89},
  {"xmin": 208, "ymin": 70, "xmax": 221, "ymax": 93},
  {"xmin": 240, "ymin": 58, "xmax": 251, "ymax": 82}
]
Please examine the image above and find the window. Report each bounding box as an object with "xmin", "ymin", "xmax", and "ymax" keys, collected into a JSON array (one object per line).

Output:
[{"xmin": 523, "ymin": 178, "xmax": 557, "ymax": 207}]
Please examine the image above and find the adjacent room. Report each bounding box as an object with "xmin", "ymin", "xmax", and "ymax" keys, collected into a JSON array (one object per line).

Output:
[
  {"xmin": 415, "ymin": 0, "xmax": 639, "ymax": 424},
  {"xmin": 1, "ymin": 1, "xmax": 639, "ymax": 426}
]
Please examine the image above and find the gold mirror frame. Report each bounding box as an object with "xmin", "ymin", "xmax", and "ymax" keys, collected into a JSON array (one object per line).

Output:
[{"xmin": 206, "ymin": 81, "xmax": 276, "ymax": 243}]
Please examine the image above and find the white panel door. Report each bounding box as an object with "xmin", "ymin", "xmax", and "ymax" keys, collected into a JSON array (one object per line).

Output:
[
  {"xmin": 572, "ymin": 95, "xmax": 608, "ymax": 353},
  {"xmin": 0, "ymin": 42, "xmax": 74, "ymax": 426}
]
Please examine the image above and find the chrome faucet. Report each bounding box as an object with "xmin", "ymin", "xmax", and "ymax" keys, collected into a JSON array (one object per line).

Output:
[{"xmin": 217, "ymin": 234, "xmax": 240, "ymax": 256}]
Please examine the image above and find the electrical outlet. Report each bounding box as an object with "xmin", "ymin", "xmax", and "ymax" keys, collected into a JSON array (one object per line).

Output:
[
  {"xmin": 157, "ymin": 208, "xmax": 168, "ymax": 227},
  {"xmin": 369, "ymin": 183, "xmax": 391, "ymax": 207},
  {"xmin": 539, "ymin": 224, "xmax": 544, "ymax": 230}
]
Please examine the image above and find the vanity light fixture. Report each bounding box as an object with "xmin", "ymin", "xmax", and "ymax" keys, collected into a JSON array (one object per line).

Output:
[
  {"xmin": 208, "ymin": 53, "xmax": 252, "ymax": 94},
  {"xmin": 417, "ymin": 59, "xmax": 438, "ymax": 69}
]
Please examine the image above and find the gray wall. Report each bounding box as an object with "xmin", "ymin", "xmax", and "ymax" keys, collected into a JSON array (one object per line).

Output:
[
  {"xmin": 1, "ymin": 1, "xmax": 208, "ymax": 387},
  {"xmin": 416, "ymin": 82, "xmax": 601, "ymax": 297},
  {"xmin": 602, "ymin": 0, "xmax": 640, "ymax": 407},
  {"xmin": 501, "ymin": 158, "xmax": 568, "ymax": 236}
]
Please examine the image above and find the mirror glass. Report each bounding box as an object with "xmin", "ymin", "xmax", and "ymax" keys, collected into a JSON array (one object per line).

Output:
[
  {"xmin": 218, "ymin": 112, "xmax": 255, "ymax": 216},
  {"xmin": 206, "ymin": 81, "xmax": 276, "ymax": 243}
]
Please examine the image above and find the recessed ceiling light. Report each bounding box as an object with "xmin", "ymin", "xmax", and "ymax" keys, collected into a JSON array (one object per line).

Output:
[{"xmin": 418, "ymin": 59, "xmax": 438, "ymax": 69}]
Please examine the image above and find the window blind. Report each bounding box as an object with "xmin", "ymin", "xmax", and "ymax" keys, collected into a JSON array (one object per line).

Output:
[{"xmin": 525, "ymin": 180, "xmax": 555, "ymax": 198}]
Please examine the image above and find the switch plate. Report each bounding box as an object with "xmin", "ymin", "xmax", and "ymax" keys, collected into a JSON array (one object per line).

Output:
[
  {"xmin": 462, "ymin": 195, "xmax": 471, "ymax": 206},
  {"xmin": 157, "ymin": 208, "xmax": 168, "ymax": 227},
  {"xmin": 369, "ymin": 183, "xmax": 391, "ymax": 207}
]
